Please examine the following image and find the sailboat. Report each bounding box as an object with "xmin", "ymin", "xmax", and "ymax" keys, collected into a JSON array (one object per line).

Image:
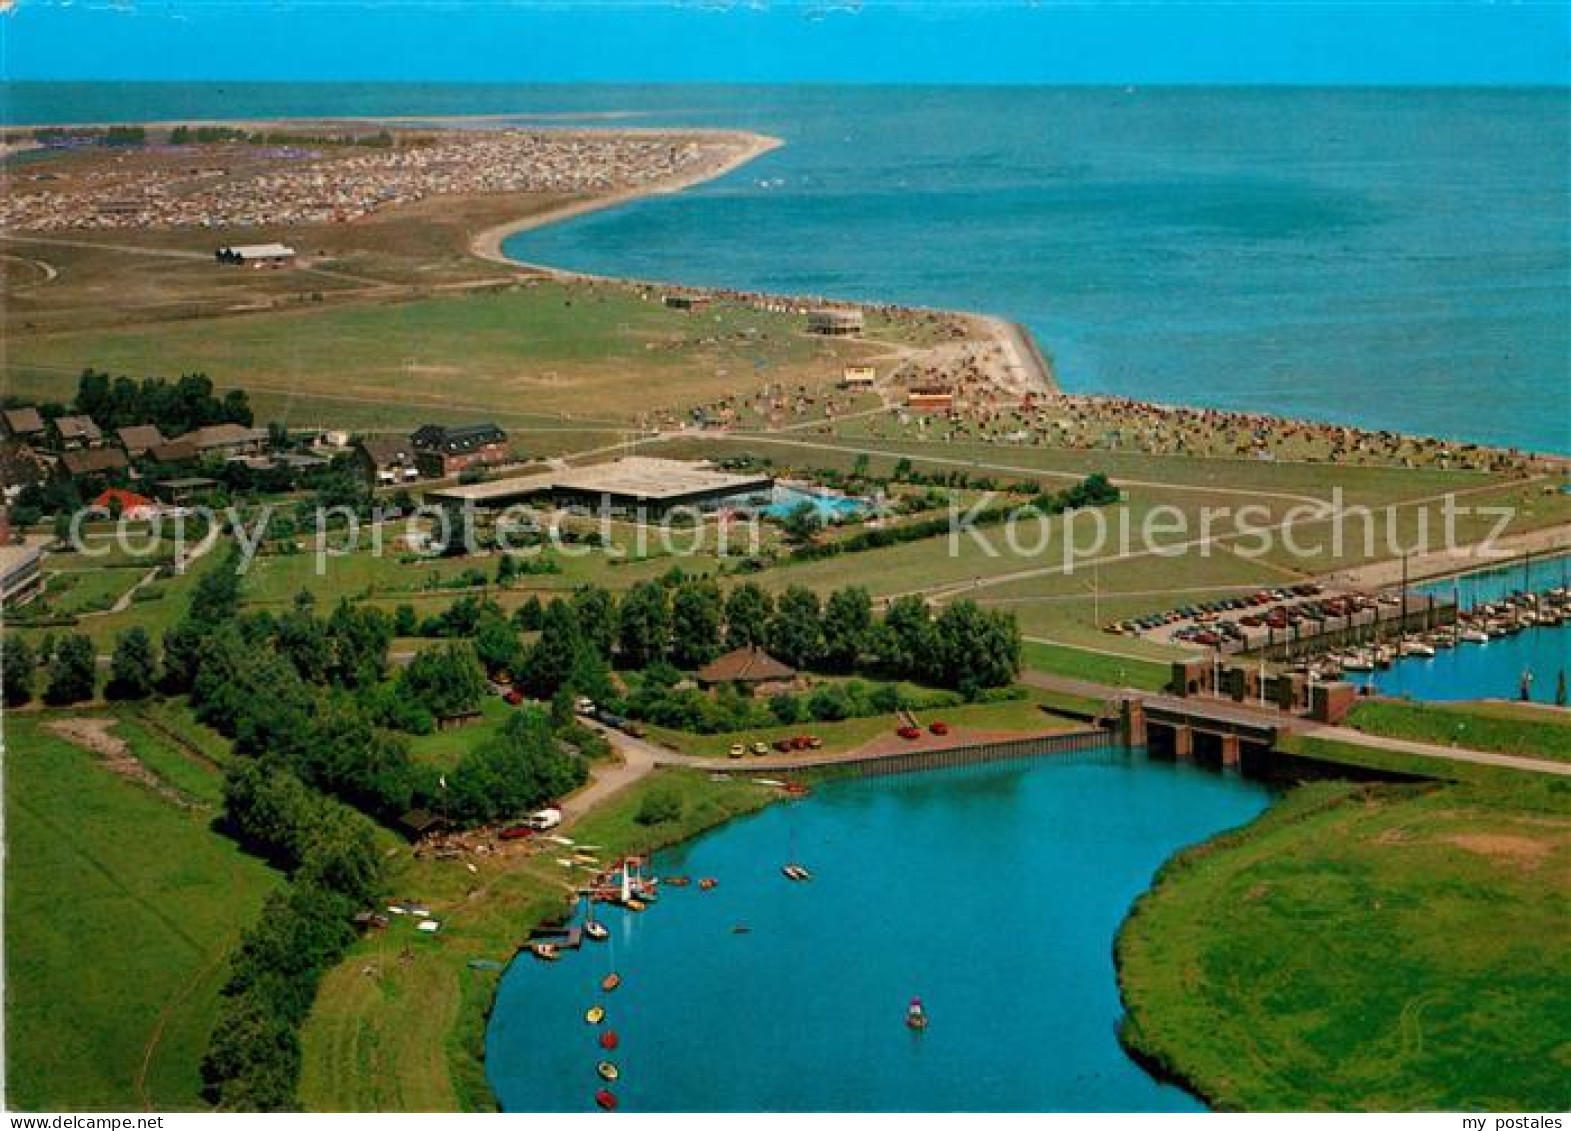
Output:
[
  {"xmin": 781, "ymin": 823, "xmax": 813, "ymax": 882},
  {"xmin": 582, "ymin": 894, "xmax": 608, "ymax": 942}
]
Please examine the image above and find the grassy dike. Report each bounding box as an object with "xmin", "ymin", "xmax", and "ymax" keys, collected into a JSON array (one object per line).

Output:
[
  {"xmin": 1115, "ymin": 755, "xmax": 1571, "ymax": 1111},
  {"xmin": 298, "ymin": 768, "xmax": 777, "ymax": 1111}
]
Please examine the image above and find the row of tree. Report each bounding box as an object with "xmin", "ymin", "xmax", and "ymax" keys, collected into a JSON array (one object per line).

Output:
[{"xmin": 74, "ymin": 368, "xmax": 254, "ymax": 435}]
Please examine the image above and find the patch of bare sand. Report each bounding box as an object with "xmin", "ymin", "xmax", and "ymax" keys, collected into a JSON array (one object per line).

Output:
[
  {"xmin": 1441, "ymin": 833, "xmax": 1559, "ymax": 870},
  {"xmin": 43, "ymin": 717, "xmax": 199, "ymax": 810}
]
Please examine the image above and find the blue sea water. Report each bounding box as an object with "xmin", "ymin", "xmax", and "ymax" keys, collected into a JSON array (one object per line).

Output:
[
  {"xmin": 6, "ymin": 83, "xmax": 1568, "ymax": 454},
  {"xmin": 486, "ymin": 749, "xmax": 1272, "ymax": 1112}
]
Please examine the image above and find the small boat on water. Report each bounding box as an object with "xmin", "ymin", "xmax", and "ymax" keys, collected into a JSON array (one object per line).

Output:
[
  {"xmin": 595, "ymin": 1088, "xmax": 617, "ymax": 1111},
  {"xmin": 585, "ymin": 1006, "xmax": 605, "ymax": 1026},
  {"xmin": 663, "ymin": 875, "xmax": 691, "ymax": 887},
  {"xmin": 584, "ymin": 920, "xmax": 609, "ymax": 942},
  {"xmin": 1400, "ymin": 639, "xmax": 1436, "ymax": 658},
  {"xmin": 698, "ymin": 877, "xmax": 719, "ymax": 891},
  {"xmin": 600, "ymin": 1030, "xmax": 619, "ymax": 1051},
  {"xmin": 530, "ymin": 943, "xmax": 560, "ymax": 962},
  {"xmin": 782, "ymin": 863, "xmax": 812, "ymax": 882},
  {"xmin": 601, "ymin": 973, "xmax": 622, "ymax": 993},
  {"xmin": 1460, "ymin": 627, "xmax": 1490, "ymax": 644},
  {"xmin": 597, "ymin": 1061, "xmax": 620, "ymax": 1082},
  {"xmin": 906, "ymin": 997, "xmax": 928, "ymax": 1031}
]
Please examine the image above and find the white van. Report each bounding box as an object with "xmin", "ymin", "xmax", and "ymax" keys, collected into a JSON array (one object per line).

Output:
[{"xmin": 525, "ymin": 807, "xmax": 563, "ymax": 831}]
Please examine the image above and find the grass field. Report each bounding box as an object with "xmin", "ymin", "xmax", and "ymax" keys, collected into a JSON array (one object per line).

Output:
[
  {"xmin": 1116, "ymin": 775, "xmax": 1571, "ymax": 1111},
  {"xmin": 6, "ymin": 278, "xmax": 882, "ymax": 427},
  {"xmin": 1021, "ymin": 640, "xmax": 1173, "ymax": 692},
  {"xmin": 1345, "ymin": 699, "xmax": 1571, "ymax": 764},
  {"xmin": 297, "ymin": 769, "xmax": 774, "ymax": 1111},
  {"xmin": 3, "ymin": 712, "xmax": 278, "ymax": 1111}
]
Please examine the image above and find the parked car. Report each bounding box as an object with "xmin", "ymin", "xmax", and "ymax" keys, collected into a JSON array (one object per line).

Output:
[
  {"xmin": 498, "ymin": 826, "xmax": 534, "ymax": 841},
  {"xmin": 751, "ymin": 742, "xmax": 769, "ymax": 756},
  {"xmin": 897, "ymin": 725, "xmax": 921, "ymax": 740},
  {"xmin": 728, "ymin": 743, "xmax": 745, "ymax": 759},
  {"xmin": 503, "ymin": 689, "xmax": 524, "ymax": 706},
  {"xmin": 929, "ymin": 721, "xmax": 950, "ymax": 736}
]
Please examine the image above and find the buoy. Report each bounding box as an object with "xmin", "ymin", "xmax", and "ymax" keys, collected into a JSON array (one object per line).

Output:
[
  {"xmin": 595, "ymin": 1088, "xmax": 617, "ymax": 1111},
  {"xmin": 600, "ymin": 1030, "xmax": 619, "ymax": 1050}
]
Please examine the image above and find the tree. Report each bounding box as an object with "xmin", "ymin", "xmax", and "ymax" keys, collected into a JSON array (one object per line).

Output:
[
  {"xmin": 514, "ymin": 594, "xmax": 545, "ymax": 631},
  {"xmin": 324, "ymin": 600, "xmax": 391, "ymax": 688},
  {"xmin": 397, "ymin": 643, "xmax": 486, "ymax": 720},
  {"xmin": 780, "ymin": 500, "xmax": 823, "ymax": 544},
  {"xmin": 44, "ymin": 634, "xmax": 96, "ymax": 705},
  {"xmin": 475, "ymin": 614, "xmax": 525, "ymax": 679},
  {"xmin": 445, "ymin": 709, "xmax": 586, "ymax": 825},
  {"xmin": 570, "ymin": 586, "xmax": 617, "ymax": 660},
  {"xmin": 932, "ymin": 600, "xmax": 1021, "ymax": 692},
  {"xmin": 616, "ymin": 581, "xmax": 671, "ymax": 668},
  {"xmin": 274, "ymin": 595, "xmax": 330, "ymax": 684},
  {"xmin": 767, "ymin": 586, "xmax": 824, "ymax": 670},
  {"xmin": 724, "ymin": 582, "xmax": 773, "ymax": 649},
  {"xmin": 160, "ymin": 619, "xmax": 206, "ymax": 693},
  {"xmin": 189, "ymin": 553, "xmax": 243, "ymax": 624},
  {"xmin": 870, "ymin": 594, "xmax": 937, "ymax": 681},
  {"xmin": 670, "ymin": 579, "xmax": 722, "ymax": 668},
  {"xmin": 635, "ymin": 785, "xmax": 684, "ymax": 826},
  {"xmin": 520, "ymin": 600, "xmax": 585, "ymax": 698},
  {"xmin": 821, "ymin": 586, "xmax": 873, "ymax": 672},
  {"xmin": 4, "ymin": 636, "xmax": 36, "ymax": 707},
  {"xmin": 106, "ymin": 626, "xmax": 157, "ymax": 700}
]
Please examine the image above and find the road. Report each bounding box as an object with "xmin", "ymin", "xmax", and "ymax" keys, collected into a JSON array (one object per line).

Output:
[
  {"xmin": 1022, "ymin": 671, "xmax": 1571, "ymax": 778},
  {"xmin": 558, "ymin": 720, "xmax": 663, "ymax": 825}
]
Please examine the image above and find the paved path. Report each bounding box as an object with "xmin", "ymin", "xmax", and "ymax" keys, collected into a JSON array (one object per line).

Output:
[{"xmin": 559, "ymin": 720, "xmax": 662, "ymax": 825}]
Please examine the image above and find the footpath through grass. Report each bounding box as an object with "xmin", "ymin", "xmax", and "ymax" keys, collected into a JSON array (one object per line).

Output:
[
  {"xmin": 1347, "ymin": 699, "xmax": 1571, "ymax": 764},
  {"xmin": 1117, "ymin": 771, "xmax": 1571, "ymax": 1111},
  {"xmin": 3, "ymin": 712, "xmax": 278, "ymax": 1111}
]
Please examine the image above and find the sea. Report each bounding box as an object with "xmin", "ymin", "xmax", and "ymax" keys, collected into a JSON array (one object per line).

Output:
[
  {"xmin": 6, "ymin": 83, "xmax": 1568, "ymax": 454},
  {"xmin": 486, "ymin": 749, "xmax": 1273, "ymax": 1112}
]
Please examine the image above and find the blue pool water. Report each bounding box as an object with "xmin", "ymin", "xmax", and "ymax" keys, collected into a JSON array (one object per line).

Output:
[
  {"xmin": 761, "ymin": 484, "xmax": 870, "ymax": 520},
  {"xmin": 8, "ymin": 84, "xmax": 1569, "ymax": 454},
  {"xmin": 485, "ymin": 749, "xmax": 1273, "ymax": 1111}
]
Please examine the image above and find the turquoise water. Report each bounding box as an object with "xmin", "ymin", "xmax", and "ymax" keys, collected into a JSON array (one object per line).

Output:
[
  {"xmin": 762, "ymin": 484, "xmax": 870, "ymax": 520},
  {"xmin": 6, "ymin": 84, "xmax": 1567, "ymax": 454},
  {"xmin": 485, "ymin": 749, "xmax": 1272, "ymax": 1111},
  {"xmin": 1370, "ymin": 554, "xmax": 1571, "ymax": 701}
]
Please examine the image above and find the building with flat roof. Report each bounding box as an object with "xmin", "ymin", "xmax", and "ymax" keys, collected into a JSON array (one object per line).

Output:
[
  {"xmin": 0, "ymin": 543, "xmax": 44, "ymax": 607},
  {"xmin": 808, "ymin": 308, "xmax": 864, "ymax": 336},
  {"xmin": 841, "ymin": 365, "xmax": 877, "ymax": 389},
  {"xmin": 425, "ymin": 457, "xmax": 774, "ymax": 516},
  {"xmin": 216, "ymin": 243, "xmax": 296, "ymax": 268}
]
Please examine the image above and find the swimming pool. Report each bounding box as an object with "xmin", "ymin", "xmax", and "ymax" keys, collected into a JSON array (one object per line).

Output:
[{"xmin": 760, "ymin": 484, "xmax": 870, "ymax": 520}]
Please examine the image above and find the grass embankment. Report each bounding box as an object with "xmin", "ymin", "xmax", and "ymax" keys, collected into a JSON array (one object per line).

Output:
[
  {"xmin": 642, "ymin": 689, "xmax": 1081, "ymax": 760},
  {"xmin": 1346, "ymin": 699, "xmax": 1571, "ymax": 764},
  {"xmin": 3, "ymin": 712, "xmax": 278, "ymax": 1111},
  {"xmin": 297, "ymin": 769, "xmax": 774, "ymax": 1112},
  {"xmin": 1022, "ymin": 640, "xmax": 1172, "ymax": 692},
  {"xmin": 1117, "ymin": 770, "xmax": 1571, "ymax": 1111}
]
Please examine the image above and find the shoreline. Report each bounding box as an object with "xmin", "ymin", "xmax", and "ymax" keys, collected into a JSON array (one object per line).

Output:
[{"xmin": 468, "ymin": 129, "xmax": 785, "ymax": 268}]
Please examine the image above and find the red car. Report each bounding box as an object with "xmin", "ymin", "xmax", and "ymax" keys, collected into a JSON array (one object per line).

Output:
[
  {"xmin": 774, "ymin": 738, "xmax": 795, "ymax": 753},
  {"xmin": 498, "ymin": 826, "xmax": 534, "ymax": 841},
  {"xmin": 897, "ymin": 725, "xmax": 921, "ymax": 741},
  {"xmin": 503, "ymin": 689, "xmax": 524, "ymax": 706},
  {"xmin": 928, "ymin": 721, "xmax": 950, "ymax": 736},
  {"xmin": 791, "ymin": 735, "xmax": 812, "ymax": 750}
]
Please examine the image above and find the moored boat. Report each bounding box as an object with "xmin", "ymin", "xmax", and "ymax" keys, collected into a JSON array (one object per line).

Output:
[
  {"xmin": 601, "ymin": 973, "xmax": 621, "ymax": 993},
  {"xmin": 597, "ymin": 1061, "xmax": 620, "ymax": 1082},
  {"xmin": 585, "ymin": 1006, "xmax": 605, "ymax": 1025}
]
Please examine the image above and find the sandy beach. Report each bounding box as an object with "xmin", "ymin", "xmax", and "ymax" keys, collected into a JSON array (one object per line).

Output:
[{"xmin": 469, "ymin": 129, "xmax": 784, "ymax": 268}]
